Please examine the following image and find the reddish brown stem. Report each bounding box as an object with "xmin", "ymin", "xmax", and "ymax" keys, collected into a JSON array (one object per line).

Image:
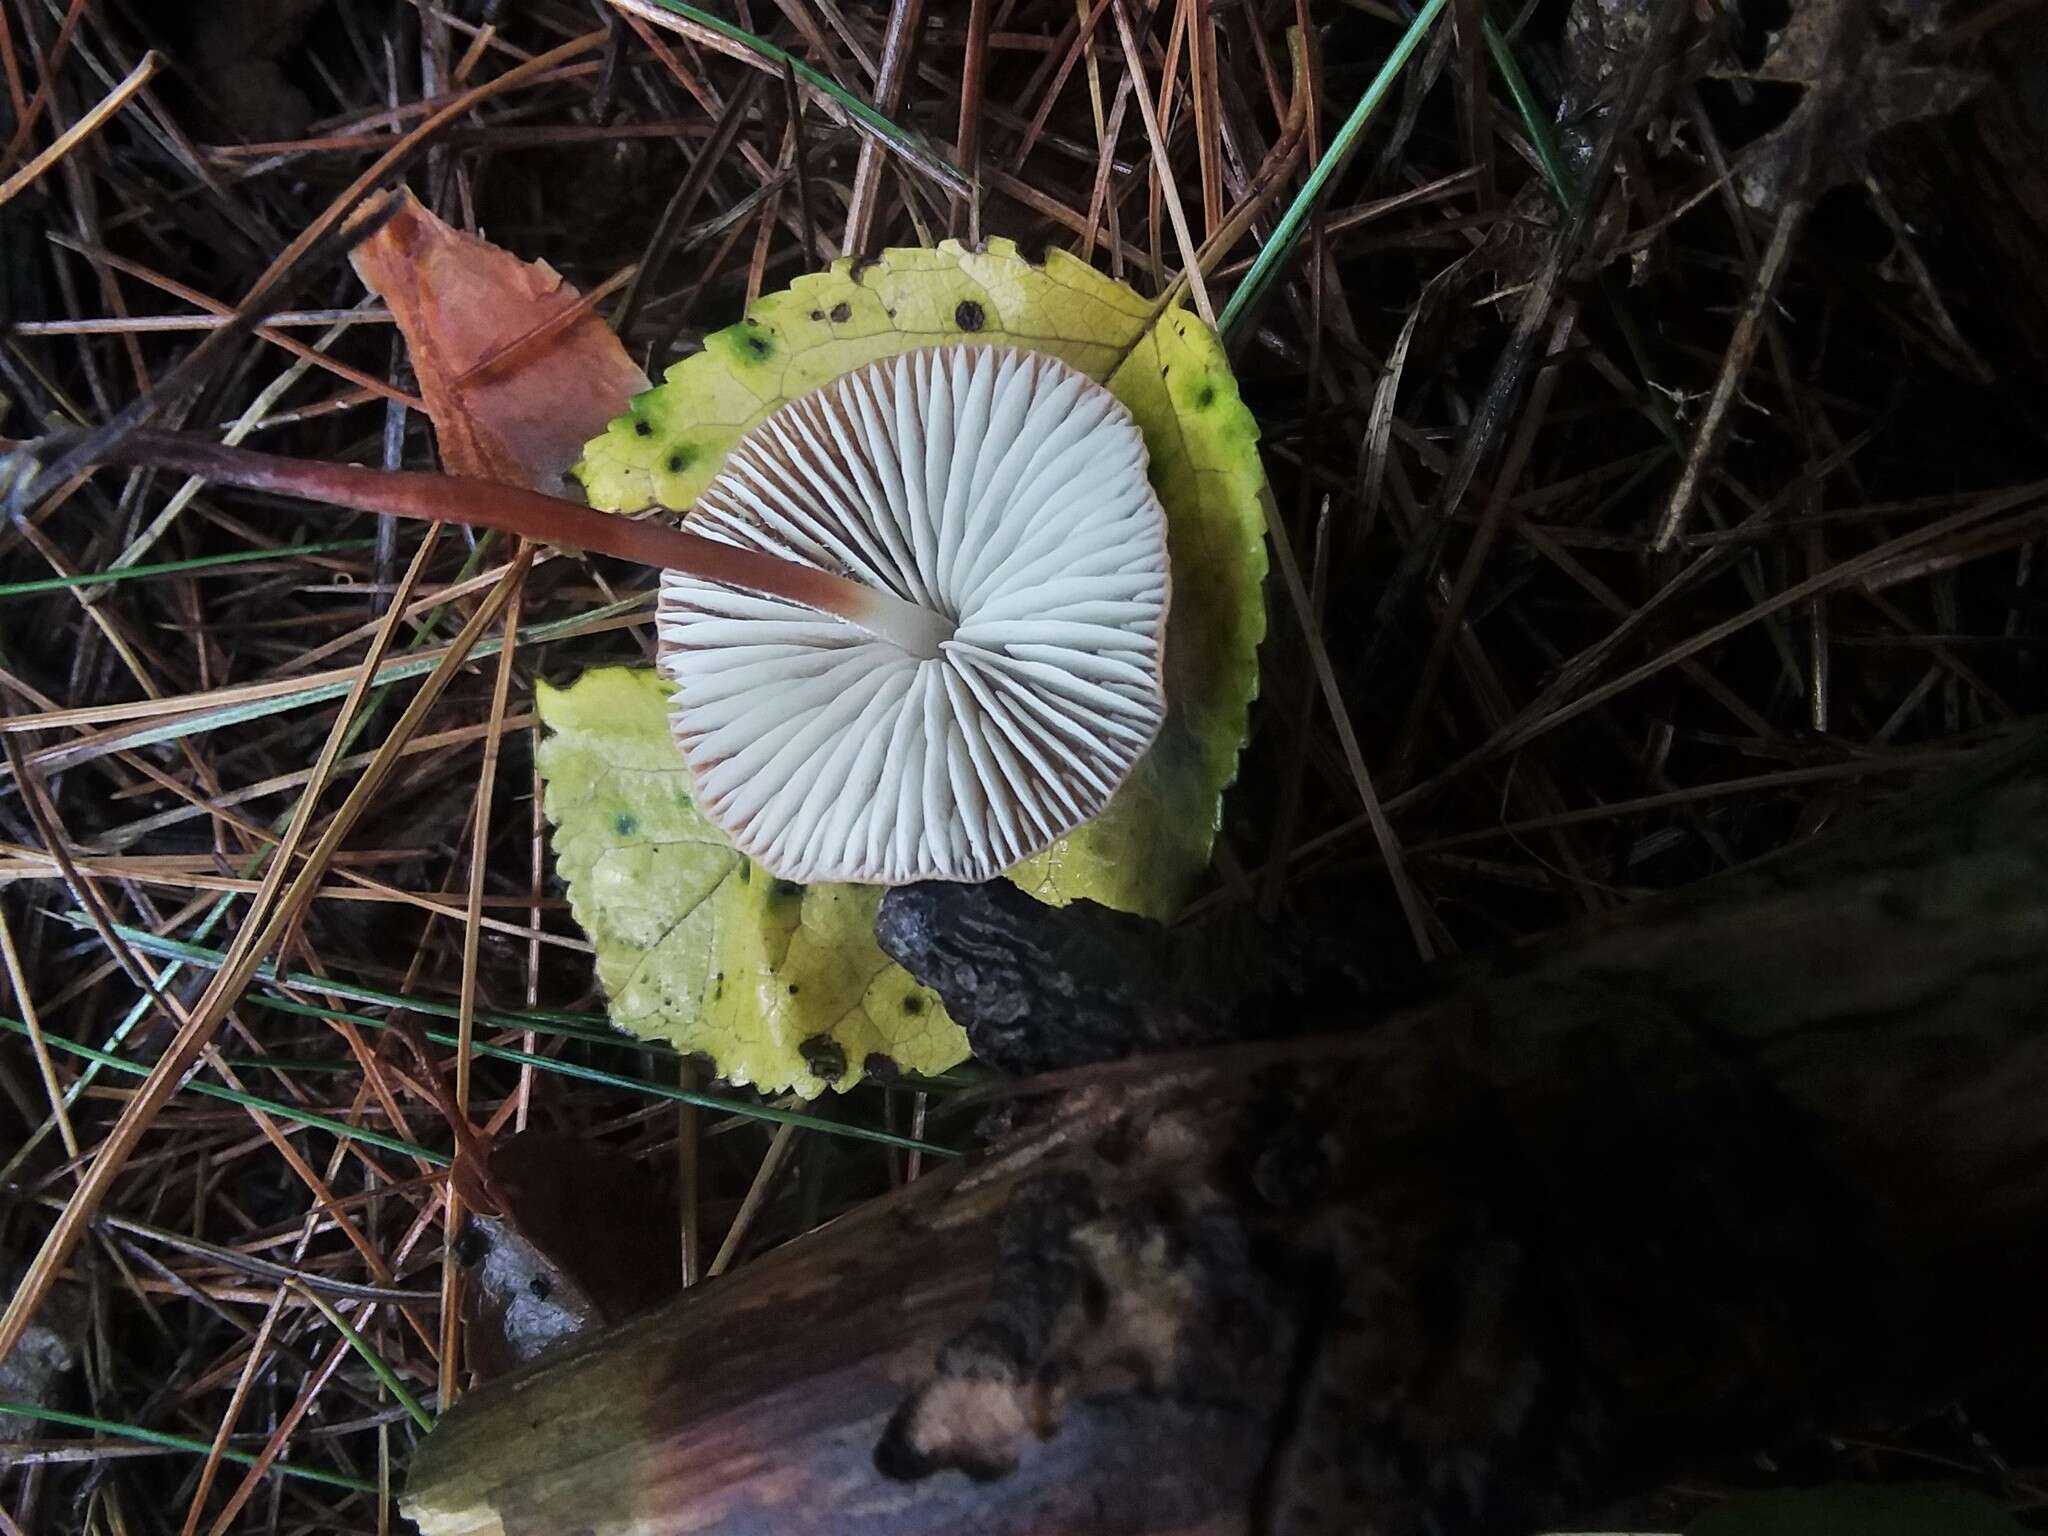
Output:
[{"xmin": 81, "ymin": 432, "xmax": 945, "ymax": 652}]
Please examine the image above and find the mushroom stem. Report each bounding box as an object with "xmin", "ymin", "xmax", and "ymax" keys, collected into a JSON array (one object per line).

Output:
[{"xmin": 64, "ymin": 431, "xmax": 953, "ymax": 657}]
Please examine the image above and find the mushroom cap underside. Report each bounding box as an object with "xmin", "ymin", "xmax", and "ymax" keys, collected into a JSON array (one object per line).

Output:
[{"xmin": 657, "ymin": 343, "xmax": 1171, "ymax": 885}]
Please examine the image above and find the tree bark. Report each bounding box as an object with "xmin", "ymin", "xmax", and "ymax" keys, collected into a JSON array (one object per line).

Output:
[{"xmin": 404, "ymin": 723, "xmax": 2048, "ymax": 1536}]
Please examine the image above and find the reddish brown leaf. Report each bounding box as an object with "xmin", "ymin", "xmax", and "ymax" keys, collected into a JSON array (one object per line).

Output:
[{"xmin": 349, "ymin": 189, "xmax": 648, "ymax": 494}]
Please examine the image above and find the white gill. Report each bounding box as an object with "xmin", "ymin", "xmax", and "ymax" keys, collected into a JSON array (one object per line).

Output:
[{"xmin": 657, "ymin": 344, "xmax": 1171, "ymax": 884}]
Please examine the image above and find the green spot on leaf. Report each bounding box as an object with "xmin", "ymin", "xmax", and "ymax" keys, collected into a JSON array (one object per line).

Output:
[{"xmin": 716, "ymin": 320, "xmax": 774, "ymax": 365}]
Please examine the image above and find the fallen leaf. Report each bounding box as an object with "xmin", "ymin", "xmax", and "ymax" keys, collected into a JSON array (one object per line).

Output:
[
  {"xmin": 1734, "ymin": 0, "xmax": 1984, "ymax": 209},
  {"xmin": 578, "ymin": 238, "xmax": 1270, "ymax": 918},
  {"xmin": 535, "ymin": 666, "xmax": 964, "ymax": 1097},
  {"xmin": 552, "ymin": 243, "xmax": 1269, "ymax": 1089},
  {"xmin": 350, "ymin": 190, "xmax": 648, "ymax": 493},
  {"xmin": 1008, "ymin": 303, "xmax": 1267, "ymax": 917}
]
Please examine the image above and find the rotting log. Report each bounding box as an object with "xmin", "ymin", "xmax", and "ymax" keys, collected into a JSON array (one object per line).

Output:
[{"xmin": 405, "ymin": 724, "xmax": 2048, "ymax": 1536}]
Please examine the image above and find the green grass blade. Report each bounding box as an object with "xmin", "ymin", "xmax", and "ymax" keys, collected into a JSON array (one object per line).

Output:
[
  {"xmin": 0, "ymin": 1401, "xmax": 380, "ymax": 1493},
  {"xmin": 0, "ymin": 894, "xmax": 241, "ymax": 1187},
  {"xmin": 1480, "ymin": 18, "xmax": 1576, "ymax": 207},
  {"xmin": 291, "ymin": 1286, "xmax": 436, "ymax": 1433},
  {"xmin": 637, "ymin": 1, "xmax": 971, "ymax": 197},
  {"xmin": 0, "ymin": 539, "xmax": 376, "ymax": 601},
  {"xmin": 67, "ymin": 917, "xmax": 626, "ymax": 1044},
  {"xmin": 1480, "ymin": 10, "xmax": 1684, "ymax": 451},
  {"xmin": 1218, "ymin": 0, "xmax": 1449, "ymax": 343},
  {"xmin": 50, "ymin": 920, "xmax": 960, "ymax": 1158},
  {"xmin": 220, "ymin": 1052, "xmax": 358, "ymax": 1075},
  {"xmin": 242, "ymin": 992, "xmax": 960, "ymax": 1158},
  {"xmin": 0, "ymin": 1012, "xmax": 450, "ymax": 1166}
]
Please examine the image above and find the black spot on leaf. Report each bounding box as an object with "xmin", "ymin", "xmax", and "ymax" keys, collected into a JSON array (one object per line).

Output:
[
  {"xmin": 717, "ymin": 320, "xmax": 775, "ymax": 363},
  {"xmin": 800, "ymin": 1034, "xmax": 848, "ymax": 1082},
  {"xmin": 954, "ymin": 300, "xmax": 986, "ymax": 332},
  {"xmin": 902, "ymin": 994, "xmax": 925, "ymax": 1015},
  {"xmin": 632, "ymin": 418, "xmax": 652, "ymax": 436},
  {"xmin": 665, "ymin": 448, "xmax": 693, "ymax": 473},
  {"xmin": 830, "ymin": 301, "xmax": 853, "ymax": 323}
]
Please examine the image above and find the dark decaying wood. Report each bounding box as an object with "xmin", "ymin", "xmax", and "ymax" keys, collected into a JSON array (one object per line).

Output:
[{"xmin": 404, "ymin": 723, "xmax": 2048, "ymax": 1536}]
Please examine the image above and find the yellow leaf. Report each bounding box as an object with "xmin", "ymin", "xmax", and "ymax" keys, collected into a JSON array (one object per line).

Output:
[
  {"xmin": 1011, "ymin": 305, "xmax": 1269, "ymax": 916},
  {"xmin": 579, "ymin": 241, "xmax": 1157, "ymax": 513},
  {"xmin": 536, "ymin": 667, "xmax": 963, "ymax": 1098},
  {"xmin": 579, "ymin": 239, "xmax": 1268, "ymax": 919}
]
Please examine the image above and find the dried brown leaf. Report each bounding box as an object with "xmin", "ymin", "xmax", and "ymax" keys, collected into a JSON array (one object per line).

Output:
[
  {"xmin": 1738, "ymin": 0, "xmax": 1984, "ymax": 208},
  {"xmin": 349, "ymin": 190, "xmax": 649, "ymax": 494}
]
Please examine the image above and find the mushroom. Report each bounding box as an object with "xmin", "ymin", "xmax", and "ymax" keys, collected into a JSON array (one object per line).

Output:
[
  {"xmin": 658, "ymin": 345, "xmax": 1169, "ymax": 884},
  {"xmin": 37, "ymin": 343, "xmax": 1170, "ymax": 884}
]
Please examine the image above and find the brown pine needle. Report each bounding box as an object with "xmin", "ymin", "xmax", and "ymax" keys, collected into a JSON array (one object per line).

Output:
[
  {"xmin": 0, "ymin": 51, "xmax": 158, "ymax": 210},
  {"xmin": 1112, "ymin": 0, "xmax": 1217, "ymax": 326},
  {"xmin": 0, "ymin": 531, "xmax": 472, "ymax": 1364},
  {"xmin": 0, "ymin": 906, "xmax": 79, "ymax": 1159}
]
